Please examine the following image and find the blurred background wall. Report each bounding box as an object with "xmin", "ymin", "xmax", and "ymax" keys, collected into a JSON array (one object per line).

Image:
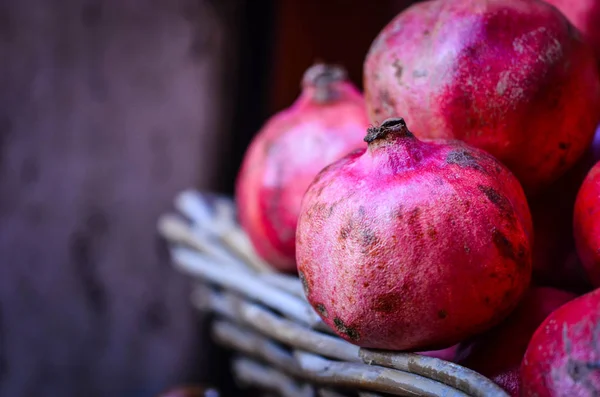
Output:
[{"xmin": 0, "ymin": 1, "xmax": 417, "ymax": 396}]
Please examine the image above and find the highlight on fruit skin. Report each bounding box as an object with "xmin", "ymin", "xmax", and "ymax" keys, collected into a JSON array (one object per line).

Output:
[
  {"xmin": 521, "ymin": 288, "xmax": 600, "ymax": 396},
  {"xmin": 363, "ymin": 0, "xmax": 600, "ymax": 195},
  {"xmin": 235, "ymin": 63, "xmax": 370, "ymax": 272},
  {"xmin": 574, "ymin": 160, "xmax": 600, "ymax": 288},
  {"xmin": 296, "ymin": 117, "xmax": 533, "ymax": 351}
]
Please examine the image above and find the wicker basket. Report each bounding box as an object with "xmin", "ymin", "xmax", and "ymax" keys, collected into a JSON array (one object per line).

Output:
[{"xmin": 157, "ymin": 190, "xmax": 510, "ymax": 397}]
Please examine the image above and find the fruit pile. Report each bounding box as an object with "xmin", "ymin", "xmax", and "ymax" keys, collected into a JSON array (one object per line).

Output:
[{"xmin": 235, "ymin": 0, "xmax": 600, "ymax": 396}]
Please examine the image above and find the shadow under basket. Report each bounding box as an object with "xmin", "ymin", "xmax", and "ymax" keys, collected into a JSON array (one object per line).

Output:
[{"xmin": 157, "ymin": 190, "xmax": 510, "ymax": 397}]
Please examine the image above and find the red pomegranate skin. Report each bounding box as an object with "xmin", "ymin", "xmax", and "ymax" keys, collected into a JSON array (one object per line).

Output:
[
  {"xmin": 531, "ymin": 125, "xmax": 600, "ymax": 292},
  {"xmin": 363, "ymin": 0, "xmax": 600, "ymax": 194},
  {"xmin": 544, "ymin": 0, "xmax": 600, "ymax": 69},
  {"xmin": 296, "ymin": 118, "xmax": 533, "ymax": 351},
  {"xmin": 574, "ymin": 160, "xmax": 600, "ymax": 287},
  {"xmin": 521, "ymin": 288, "xmax": 600, "ymax": 396},
  {"xmin": 456, "ymin": 287, "xmax": 577, "ymax": 396},
  {"xmin": 235, "ymin": 64, "xmax": 369, "ymax": 271}
]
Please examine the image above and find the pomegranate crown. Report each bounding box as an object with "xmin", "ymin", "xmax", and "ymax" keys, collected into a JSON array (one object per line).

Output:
[
  {"xmin": 301, "ymin": 63, "xmax": 348, "ymax": 103},
  {"xmin": 364, "ymin": 117, "xmax": 414, "ymax": 143},
  {"xmin": 301, "ymin": 63, "xmax": 347, "ymax": 88}
]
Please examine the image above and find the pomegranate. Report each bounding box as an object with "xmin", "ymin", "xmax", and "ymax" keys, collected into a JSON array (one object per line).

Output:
[
  {"xmin": 574, "ymin": 159, "xmax": 600, "ymax": 288},
  {"xmin": 235, "ymin": 64, "xmax": 369, "ymax": 271},
  {"xmin": 521, "ymin": 288, "xmax": 600, "ymax": 396},
  {"xmin": 543, "ymin": 0, "xmax": 600, "ymax": 69},
  {"xmin": 418, "ymin": 345, "xmax": 458, "ymax": 362},
  {"xmin": 531, "ymin": 125, "xmax": 600, "ymax": 292},
  {"xmin": 296, "ymin": 118, "xmax": 533, "ymax": 350},
  {"xmin": 363, "ymin": 0, "xmax": 600, "ymax": 194},
  {"xmin": 456, "ymin": 287, "xmax": 577, "ymax": 396}
]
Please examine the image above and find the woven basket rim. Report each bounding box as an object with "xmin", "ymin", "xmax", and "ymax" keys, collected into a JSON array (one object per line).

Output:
[{"xmin": 158, "ymin": 189, "xmax": 510, "ymax": 397}]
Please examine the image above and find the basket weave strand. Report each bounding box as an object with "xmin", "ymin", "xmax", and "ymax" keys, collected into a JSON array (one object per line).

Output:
[{"xmin": 158, "ymin": 190, "xmax": 510, "ymax": 397}]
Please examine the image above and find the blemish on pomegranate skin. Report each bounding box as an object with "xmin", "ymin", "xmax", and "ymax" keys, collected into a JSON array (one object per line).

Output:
[
  {"xmin": 339, "ymin": 226, "xmax": 350, "ymax": 240},
  {"xmin": 492, "ymin": 228, "xmax": 517, "ymax": 261},
  {"xmin": 299, "ymin": 271, "xmax": 310, "ymax": 295},
  {"xmin": 408, "ymin": 207, "xmax": 421, "ymax": 223},
  {"xmin": 358, "ymin": 206, "xmax": 366, "ymax": 217},
  {"xmin": 478, "ymin": 185, "xmax": 512, "ymax": 215},
  {"xmin": 373, "ymin": 292, "xmax": 403, "ymax": 313},
  {"xmin": 393, "ymin": 205, "xmax": 404, "ymax": 220},
  {"xmin": 361, "ymin": 229, "xmax": 378, "ymax": 247},
  {"xmin": 413, "ymin": 69, "xmax": 428, "ymax": 78},
  {"xmin": 438, "ymin": 309, "xmax": 448, "ymax": 319},
  {"xmin": 315, "ymin": 303, "xmax": 328, "ymax": 318},
  {"xmin": 327, "ymin": 202, "xmax": 338, "ymax": 218},
  {"xmin": 446, "ymin": 150, "xmax": 484, "ymax": 171},
  {"xmin": 427, "ymin": 226, "xmax": 438, "ymax": 239},
  {"xmin": 333, "ymin": 317, "xmax": 360, "ymax": 341},
  {"xmin": 315, "ymin": 184, "xmax": 326, "ymax": 197},
  {"xmin": 393, "ymin": 59, "xmax": 403, "ymax": 81},
  {"xmin": 380, "ymin": 90, "xmax": 396, "ymax": 113}
]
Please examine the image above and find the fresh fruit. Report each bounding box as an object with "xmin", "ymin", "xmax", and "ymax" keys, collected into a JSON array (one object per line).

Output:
[
  {"xmin": 418, "ymin": 345, "xmax": 459, "ymax": 362},
  {"xmin": 543, "ymin": 0, "xmax": 600, "ymax": 68},
  {"xmin": 236, "ymin": 63, "xmax": 369, "ymax": 271},
  {"xmin": 531, "ymin": 125, "xmax": 600, "ymax": 292},
  {"xmin": 574, "ymin": 159, "xmax": 600, "ymax": 287},
  {"xmin": 521, "ymin": 288, "xmax": 600, "ymax": 396},
  {"xmin": 296, "ymin": 118, "xmax": 533, "ymax": 350},
  {"xmin": 363, "ymin": 0, "xmax": 600, "ymax": 194},
  {"xmin": 456, "ymin": 287, "xmax": 576, "ymax": 396}
]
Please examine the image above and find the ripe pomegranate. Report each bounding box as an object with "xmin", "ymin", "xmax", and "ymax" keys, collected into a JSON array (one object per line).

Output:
[
  {"xmin": 364, "ymin": 0, "xmax": 600, "ymax": 194},
  {"xmin": 521, "ymin": 288, "xmax": 600, "ymax": 396},
  {"xmin": 543, "ymin": 0, "xmax": 600, "ymax": 68},
  {"xmin": 418, "ymin": 345, "xmax": 458, "ymax": 362},
  {"xmin": 296, "ymin": 118, "xmax": 533, "ymax": 351},
  {"xmin": 456, "ymin": 287, "xmax": 577, "ymax": 396},
  {"xmin": 235, "ymin": 64, "xmax": 369, "ymax": 271},
  {"xmin": 574, "ymin": 160, "xmax": 600, "ymax": 288},
  {"xmin": 531, "ymin": 125, "xmax": 600, "ymax": 292}
]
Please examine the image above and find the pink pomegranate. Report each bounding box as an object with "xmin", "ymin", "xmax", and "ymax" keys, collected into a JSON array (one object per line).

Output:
[
  {"xmin": 235, "ymin": 64, "xmax": 369, "ymax": 271},
  {"xmin": 544, "ymin": 0, "xmax": 600, "ymax": 69},
  {"xmin": 296, "ymin": 118, "xmax": 533, "ymax": 350},
  {"xmin": 364, "ymin": 0, "xmax": 600, "ymax": 194},
  {"xmin": 418, "ymin": 345, "xmax": 459, "ymax": 362},
  {"xmin": 456, "ymin": 287, "xmax": 577, "ymax": 396},
  {"xmin": 574, "ymin": 160, "xmax": 600, "ymax": 287},
  {"xmin": 521, "ymin": 288, "xmax": 600, "ymax": 396}
]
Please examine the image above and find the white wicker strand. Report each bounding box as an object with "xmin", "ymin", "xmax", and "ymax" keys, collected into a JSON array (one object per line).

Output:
[
  {"xmin": 258, "ymin": 273, "xmax": 306, "ymax": 299},
  {"xmin": 294, "ymin": 351, "xmax": 469, "ymax": 397},
  {"xmin": 192, "ymin": 285, "xmax": 359, "ymax": 363},
  {"xmin": 172, "ymin": 247, "xmax": 322, "ymax": 327},
  {"xmin": 232, "ymin": 357, "xmax": 315, "ymax": 397},
  {"xmin": 239, "ymin": 300, "xmax": 361, "ymax": 363},
  {"xmin": 175, "ymin": 190, "xmax": 219, "ymax": 233},
  {"xmin": 157, "ymin": 214, "xmax": 248, "ymax": 272},
  {"xmin": 212, "ymin": 320, "xmax": 303, "ymax": 377},
  {"xmin": 359, "ymin": 350, "xmax": 509, "ymax": 397}
]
